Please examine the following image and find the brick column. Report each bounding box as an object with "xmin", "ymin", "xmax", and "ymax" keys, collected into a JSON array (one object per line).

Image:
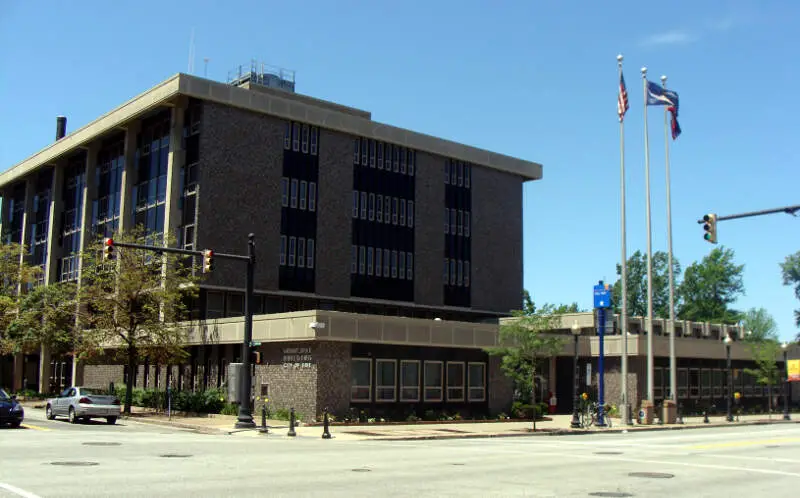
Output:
[{"xmin": 44, "ymin": 163, "xmax": 64, "ymax": 284}]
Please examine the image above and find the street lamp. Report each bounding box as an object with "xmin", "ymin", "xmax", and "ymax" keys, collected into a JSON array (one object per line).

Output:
[
  {"xmin": 724, "ymin": 334, "xmax": 734, "ymax": 422},
  {"xmin": 783, "ymin": 342, "xmax": 791, "ymax": 421},
  {"xmin": 570, "ymin": 321, "xmax": 582, "ymax": 428}
]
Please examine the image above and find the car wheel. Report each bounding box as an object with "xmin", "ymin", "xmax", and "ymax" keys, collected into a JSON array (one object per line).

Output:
[
  {"xmin": 106, "ymin": 417, "xmax": 117, "ymax": 425},
  {"xmin": 9, "ymin": 421, "xmax": 22, "ymax": 429},
  {"xmin": 46, "ymin": 405, "xmax": 55, "ymax": 420},
  {"xmin": 68, "ymin": 407, "xmax": 77, "ymax": 424}
]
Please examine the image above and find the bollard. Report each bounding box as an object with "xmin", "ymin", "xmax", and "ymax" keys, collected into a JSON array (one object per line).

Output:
[
  {"xmin": 167, "ymin": 386, "xmax": 172, "ymax": 421},
  {"xmin": 287, "ymin": 407, "xmax": 297, "ymax": 437},
  {"xmin": 259, "ymin": 404, "xmax": 268, "ymax": 434},
  {"xmin": 703, "ymin": 410, "xmax": 709, "ymax": 424},
  {"xmin": 322, "ymin": 407, "xmax": 332, "ymax": 439}
]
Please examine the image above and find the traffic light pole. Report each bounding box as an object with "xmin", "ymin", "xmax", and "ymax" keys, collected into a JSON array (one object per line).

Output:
[
  {"xmin": 697, "ymin": 204, "xmax": 800, "ymax": 224},
  {"xmin": 107, "ymin": 234, "xmax": 257, "ymax": 429}
]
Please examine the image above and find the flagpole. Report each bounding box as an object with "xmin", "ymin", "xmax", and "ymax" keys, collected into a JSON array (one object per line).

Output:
[
  {"xmin": 642, "ymin": 67, "xmax": 654, "ymax": 403},
  {"xmin": 662, "ymin": 74, "xmax": 677, "ymax": 404},
  {"xmin": 618, "ymin": 54, "xmax": 630, "ymax": 424}
]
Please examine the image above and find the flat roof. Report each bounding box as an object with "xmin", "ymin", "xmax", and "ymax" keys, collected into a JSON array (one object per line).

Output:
[{"xmin": 0, "ymin": 73, "xmax": 543, "ymax": 188}]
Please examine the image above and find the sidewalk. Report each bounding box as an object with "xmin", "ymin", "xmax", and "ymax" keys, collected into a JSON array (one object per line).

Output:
[{"xmin": 119, "ymin": 410, "xmax": 800, "ymax": 441}]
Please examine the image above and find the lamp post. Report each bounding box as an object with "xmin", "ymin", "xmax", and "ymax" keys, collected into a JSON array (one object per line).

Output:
[
  {"xmin": 570, "ymin": 321, "xmax": 582, "ymax": 428},
  {"xmin": 783, "ymin": 342, "xmax": 791, "ymax": 421},
  {"xmin": 724, "ymin": 334, "xmax": 734, "ymax": 422}
]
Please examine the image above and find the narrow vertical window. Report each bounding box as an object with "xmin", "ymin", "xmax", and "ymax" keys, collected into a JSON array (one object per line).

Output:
[
  {"xmin": 353, "ymin": 191, "xmax": 359, "ymax": 218},
  {"xmin": 370, "ymin": 140, "xmax": 376, "ymax": 167},
  {"xmin": 310, "ymin": 126, "xmax": 318, "ymax": 155},
  {"xmin": 464, "ymin": 211, "xmax": 470, "ymax": 237},
  {"xmin": 385, "ymin": 143, "xmax": 392, "ymax": 169},
  {"xmin": 361, "ymin": 138, "xmax": 368, "ymax": 165},
  {"xmin": 385, "ymin": 197, "xmax": 391, "ymax": 224},
  {"xmin": 367, "ymin": 247, "xmax": 374, "ymax": 275},
  {"xmin": 406, "ymin": 253, "xmax": 413, "ymax": 280},
  {"xmin": 391, "ymin": 250, "xmax": 398, "ymax": 278},
  {"xmin": 450, "ymin": 208, "xmax": 456, "ymax": 234},
  {"xmin": 280, "ymin": 235, "xmax": 287, "ymax": 265},
  {"xmin": 458, "ymin": 260, "xmax": 464, "ymax": 286},
  {"xmin": 393, "ymin": 147, "xmax": 399, "ymax": 172},
  {"xmin": 281, "ymin": 177, "xmax": 289, "ymax": 207},
  {"xmin": 444, "ymin": 208, "xmax": 449, "ymax": 234},
  {"xmin": 399, "ymin": 251, "xmax": 406, "ymax": 280},
  {"xmin": 450, "ymin": 259, "xmax": 456, "ymax": 285},
  {"xmin": 351, "ymin": 245, "xmax": 358, "ymax": 274},
  {"xmin": 392, "ymin": 198, "xmax": 399, "ymax": 225},
  {"xmin": 408, "ymin": 149, "xmax": 415, "ymax": 176},
  {"xmin": 308, "ymin": 182, "xmax": 317, "ymax": 212},
  {"xmin": 457, "ymin": 210, "xmax": 463, "ymax": 236},
  {"xmin": 445, "ymin": 159, "xmax": 450, "ymax": 184},
  {"xmin": 400, "ymin": 199, "xmax": 407, "ymax": 226},
  {"xmin": 444, "ymin": 258, "xmax": 449, "ymax": 284},
  {"xmin": 451, "ymin": 161, "xmax": 458, "ymax": 184},
  {"xmin": 376, "ymin": 194, "xmax": 383, "ymax": 222},
  {"xmin": 359, "ymin": 246, "xmax": 366, "ymax": 275},
  {"xmin": 360, "ymin": 192, "xmax": 367, "ymax": 220},
  {"xmin": 307, "ymin": 239, "xmax": 315, "ymax": 268},
  {"xmin": 464, "ymin": 164, "xmax": 470, "ymax": 188},
  {"xmin": 284, "ymin": 122, "xmax": 291, "ymax": 150},
  {"xmin": 299, "ymin": 181, "xmax": 308, "ymax": 210},
  {"xmin": 354, "ymin": 138, "xmax": 361, "ymax": 164},
  {"xmin": 292, "ymin": 123, "xmax": 300, "ymax": 151},
  {"xmin": 384, "ymin": 249, "xmax": 390, "ymax": 276},
  {"xmin": 288, "ymin": 237, "xmax": 296, "ymax": 267},
  {"xmin": 301, "ymin": 124, "xmax": 309, "ymax": 153},
  {"xmin": 457, "ymin": 161, "xmax": 464, "ymax": 186},
  {"xmin": 375, "ymin": 248, "xmax": 382, "ymax": 277},
  {"xmin": 290, "ymin": 179, "xmax": 298, "ymax": 208},
  {"xmin": 368, "ymin": 193, "xmax": 375, "ymax": 221},
  {"xmin": 407, "ymin": 201, "xmax": 414, "ymax": 228},
  {"xmin": 400, "ymin": 147, "xmax": 407, "ymax": 174},
  {"xmin": 464, "ymin": 260, "xmax": 469, "ymax": 287},
  {"xmin": 377, "ymin": 142, "xmax": 384, "ymax": 169},
  {"xmin": 298, "ymin": 237, "xmax": 306, "ymax": 268}
]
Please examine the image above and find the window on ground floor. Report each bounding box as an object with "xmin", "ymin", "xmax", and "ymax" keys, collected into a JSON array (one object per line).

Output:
[
  {"xmin": 424, "ymin": 361, "xmax": 443, "ymax": 402},
  {"xmin": 713, "ymin": 369, "xmax": 723, "ymax": 397},
  {"xmin": 678, "ymin": 368, "xmax": 688, "ymax": 398},
  {"xmin": 446, "ymin": 362, "xmax": 465, "ymax": 402},
  {"xmin": 351, "ymin": 358, "xmax": 371, "ymax": 402},
  {"xmin": 468, "ymin": 362, "xmax": 486, "ymax": 402},
  {"xmin": 400, "ymin": 360, "xmax": 420, "ymax": 402},
  {"xmin": 654, "ymin": 367, "xmax": 663, "ymax": 399},
  {"xmin": 689, "ymin": 368, "xmax": 700, "ymax": 398},
  {"xmin": 701, "ymin": 369, "xmax": 711, "ymax": 398},
  {"xmin": 376, "ymin": 359, "xmax": 397, "ymax": 402}
]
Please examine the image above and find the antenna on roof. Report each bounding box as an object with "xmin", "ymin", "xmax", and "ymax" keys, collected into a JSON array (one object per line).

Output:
[{"xmin": 188, "ymin": 28, "xmax": 196, "ymax": 74}]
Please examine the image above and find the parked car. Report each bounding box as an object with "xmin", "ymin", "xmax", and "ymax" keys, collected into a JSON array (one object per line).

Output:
[
  {"xmin": 0, "ymin": 389, "xmax": 24, "ymax": 428},
  {"xmin": 46, "ymin": 387, "xmax": 121, "ymax": 425}
]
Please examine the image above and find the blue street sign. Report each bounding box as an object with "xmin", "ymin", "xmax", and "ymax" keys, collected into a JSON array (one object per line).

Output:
[{"xmin": 593, "ymin": 280, "xmax": 612, "ymax": 309}]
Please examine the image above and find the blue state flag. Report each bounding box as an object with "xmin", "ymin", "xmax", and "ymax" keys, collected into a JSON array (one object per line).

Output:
[{"xmin": 646, "ymin": 81, "xmax": 679, "ymax": 110}]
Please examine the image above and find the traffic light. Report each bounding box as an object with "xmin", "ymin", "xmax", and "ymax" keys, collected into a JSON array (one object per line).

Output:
[
  {"xmin": 202, "ymin": 249, "xmax": 214, "ymax": 273},
  {"xmin": 702, "ymin": 213, "xmax": 718, "ymax": 244},
  {"xmin": 103, "ymin": 237, "xmax": 115, "ymax": 261}
]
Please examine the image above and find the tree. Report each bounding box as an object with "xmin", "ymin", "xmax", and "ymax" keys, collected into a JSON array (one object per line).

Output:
[
  {"xmin": 742, "ymin": 308, "xmax": 781, "ymax": 414},
  {"xmin": 611, "ymin": 250, "xmax": 682, "ymax": 319},
  {"xmin": 5, "ymin": 282, "xmax": 79, "ymax": 357},
  {"xmin": 78, "ymin": 229, "xmax": 199, "ymax": 414},
  {"xmin": 678, "ymin": 247, "xmax": 745, "ymax": 324},
  {"xmin": 780, "ymin": 251, "xmax": 800, "ymax": 330},
  {"xmin": 0, "ymin": 242, "xmax": 42, "ymax": 363},
  {"xmin": 488, "ymin": 293, "xmax": 567, "ymax": 430}
]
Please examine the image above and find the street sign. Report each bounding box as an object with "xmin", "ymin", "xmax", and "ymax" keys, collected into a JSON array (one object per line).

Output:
[
  {"xmin": 250, "ymin": 341, "xmax": 262, "ymax": 347},
  {"xmin": 593, "ymin": 281, "xmax": 612, "ymax": 309}
]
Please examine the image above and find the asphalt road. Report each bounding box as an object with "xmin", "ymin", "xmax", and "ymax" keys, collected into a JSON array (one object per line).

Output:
[{"xmin": 2, "ymin": 408, "xmax": 799, "ymax": 497}]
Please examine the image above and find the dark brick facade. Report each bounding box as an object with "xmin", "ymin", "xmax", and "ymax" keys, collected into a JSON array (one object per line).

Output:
[{"xmin": 413, "ymin": 151, "xmax": 446, "ymax": 307}]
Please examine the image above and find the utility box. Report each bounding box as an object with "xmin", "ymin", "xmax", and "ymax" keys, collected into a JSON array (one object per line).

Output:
[
  {"xmin": 639, "ymin": 400, "xmax": 655, "ymax": 425},
  {"xmin": 227, "ymin": 363, "xmax": 243, "ymax": 404},
  {"xmin": 663, "ymin": 399, "xmax": 677, "ymax": 424}
]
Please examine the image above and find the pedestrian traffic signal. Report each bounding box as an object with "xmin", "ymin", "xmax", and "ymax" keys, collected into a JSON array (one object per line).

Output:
[
  {"xmin": 703, "ymin": 214, "xmax": 717, "ymax": 244},
  {"xmin": 202, "ymin": 249, "xmax": 214, "ymax": 273},
  {"xmin": 103, "ymin": 238, "xmax": 115, "ymax": 261},
  {"xmin": 252, "ymin": 351, "xmax": 262, "ymax": 365}
]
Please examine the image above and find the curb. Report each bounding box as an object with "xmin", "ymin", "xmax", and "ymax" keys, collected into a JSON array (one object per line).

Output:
[{"xmin": 121, "ymin": 416, "xmax": 225, "ymax": 435}]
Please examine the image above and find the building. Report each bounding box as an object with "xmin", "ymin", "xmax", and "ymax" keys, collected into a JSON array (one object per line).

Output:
[{"xmin": 0, "ymin": 62, "xmax": 541, "ymax": 420}]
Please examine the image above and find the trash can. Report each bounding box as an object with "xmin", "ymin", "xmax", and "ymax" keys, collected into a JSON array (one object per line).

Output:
[
  {"xmin": 663, "ymin": 399, "xmax": 677, "ymax": 424},
  {"xmin": 639, "ymin": 400, "xmax": 655, "ymax": 425}
]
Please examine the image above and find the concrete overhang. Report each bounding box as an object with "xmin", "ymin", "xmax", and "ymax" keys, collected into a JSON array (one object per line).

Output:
[{"xmin": 1, "ymin": 73, "xmax": 543, "ymax": 188}]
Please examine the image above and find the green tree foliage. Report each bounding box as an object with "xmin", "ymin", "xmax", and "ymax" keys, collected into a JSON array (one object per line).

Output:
[
  {"xmin": 678, "ymin": 247, "xmax": 745, "ymax": 324},
  {"xmin": 78, "ymin": 229, "xmax": 199, "ymax": 414},
  {"xmin": 611, "ymin": 250, "xmax": 681, "ymax": 319},
  {"xmin": 488, "ymin": 292, "xmax": 567, "ymax": 428},
  {"xmin": 0, "ymin": 242, "xmax": 42, "ymax": 354},
  {"xmin": 5, "ymin": 282, "xmax": 79, "ymax": 356},
  {"xmin": 780, "ymin": 251, "xmax": 800, "ymax": 330},
  {"xmin": 742, "ymin": 307, "xmax": 781, "ymax": 413}
]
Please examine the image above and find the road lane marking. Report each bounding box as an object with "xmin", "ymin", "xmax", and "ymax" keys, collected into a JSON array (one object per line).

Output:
[
  {"xmin": 19, "ymin": 423, "xmax": 51, "ymax": 432},
  {"xmin": 686, "ymin": 437, "xmax": 800, "ymax": 450},
  {"xmin": 0, "ymin": 482, "xmax": 41, "ymax": 498},
  {"xmin": 699, "ymin": 453, "xmax": 800, "ymax": 464}
]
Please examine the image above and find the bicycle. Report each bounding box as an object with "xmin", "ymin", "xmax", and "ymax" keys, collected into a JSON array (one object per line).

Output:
[{"xmin": 580, "ymin": 401, "xmax": 613, "ymax": 429}]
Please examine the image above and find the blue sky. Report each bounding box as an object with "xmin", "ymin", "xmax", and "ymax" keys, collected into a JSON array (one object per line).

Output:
[{"xmin": 1, "ymin": 1, "xmax": 798, "ymax": 341}]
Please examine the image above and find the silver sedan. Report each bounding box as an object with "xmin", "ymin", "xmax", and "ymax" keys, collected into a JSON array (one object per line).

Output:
[{"xmin": 45, "ymin": 387, "xmax": 121, "ymax": 425}]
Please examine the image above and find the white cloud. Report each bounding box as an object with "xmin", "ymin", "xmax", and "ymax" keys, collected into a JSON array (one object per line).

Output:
[{"xmin": 640, "ymin": 30, "xmax": 698, "ymax": 47}]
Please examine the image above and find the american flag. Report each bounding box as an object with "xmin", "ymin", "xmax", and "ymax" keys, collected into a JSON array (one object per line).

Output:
[{"xmin": 618, "ymin": 73, "xmax": 629, "ymax": 122}]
